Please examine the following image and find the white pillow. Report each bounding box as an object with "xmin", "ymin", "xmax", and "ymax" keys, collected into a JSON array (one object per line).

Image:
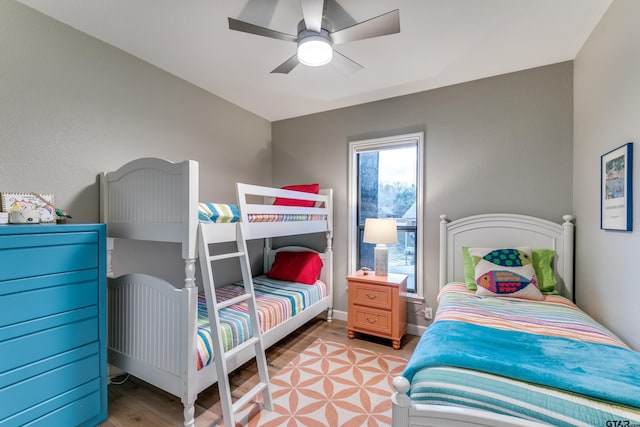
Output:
[{"xmin": 468, "ymin": 247, "xmax": 544, "ymax": 300}]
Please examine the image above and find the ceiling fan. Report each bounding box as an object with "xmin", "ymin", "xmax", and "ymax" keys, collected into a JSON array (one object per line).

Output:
[{"xmin": 228, "ymin": 0, "xmax": 400, "ymax": 74}]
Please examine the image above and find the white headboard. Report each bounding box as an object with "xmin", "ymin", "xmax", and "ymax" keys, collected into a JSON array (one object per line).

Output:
[
  {"xmin": 100, "ymin": 157, "xmax": 199, "ymax": 260},
  {"xmin": 439, "ymin": 213, "xmax": 575, "ymax": 301}
]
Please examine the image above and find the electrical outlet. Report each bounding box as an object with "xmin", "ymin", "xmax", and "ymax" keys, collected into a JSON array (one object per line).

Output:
[{"xmin": 423, "ymin": 307, "xmax": 433, "ymax": 320}]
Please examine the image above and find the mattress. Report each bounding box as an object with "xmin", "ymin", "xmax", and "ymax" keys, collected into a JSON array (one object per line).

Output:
[
  {"xmin": 406, "ymin": 284, "xmax": 640, "ymax": 426},
  {"xmin": 198, "ymin": 202, "xmax": 326, "ymax": 224},
  {"xmin": 247, "ymin": 213, "xmax": 327, "ymax": 223},
  {"xmin": 195, "ymin": 275, "xmax": 327, "ymax": 370}
]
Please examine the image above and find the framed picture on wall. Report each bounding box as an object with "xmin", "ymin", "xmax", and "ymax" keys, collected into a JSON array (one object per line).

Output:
[{"xmin": 601, "ymin": 142, "xmax": 633, "ymax": 231}]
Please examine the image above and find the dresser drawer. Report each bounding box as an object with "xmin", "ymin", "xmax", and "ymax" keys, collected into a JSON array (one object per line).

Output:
[
  {"xmin": 350, "ymin": 282, "xmax": 392, "ymax": 310},
  {"xmin": 351, "ymin": 305, "xmax": 392, "ymax": 335},
  {"xmin": 0, "ymin": 271, "xmax": 98, "ymax": 329},
  {"xmin": 0, "ymin": 348, "xmax": 101, "ymax": 425},
  {"xmin": 23, "ymin": 387, "xmax": 102, "ymax": 427},
  {"xmin": 0, "ymin": 317, "xmax": 99, "ymax": 374},
  {"xmin": 0, "ymin": 231, "xmax": 99, "ymax": 282}
]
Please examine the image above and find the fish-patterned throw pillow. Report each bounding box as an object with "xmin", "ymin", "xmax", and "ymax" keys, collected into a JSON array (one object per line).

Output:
[{"xmin": 468, "ymin": 247, "xmax": 544, "ymax": 300}]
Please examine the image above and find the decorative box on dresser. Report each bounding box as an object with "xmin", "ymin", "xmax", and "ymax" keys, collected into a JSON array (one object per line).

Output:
[
  {"xmin": 0, "ymin": 224, "xmax": 107, "ymax": 426},
  {"xmin": 347, "ymin": 270, "xmax": 407, "ymax": 349}
]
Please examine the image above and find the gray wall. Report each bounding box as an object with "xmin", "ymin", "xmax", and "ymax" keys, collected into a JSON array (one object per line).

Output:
[
  {"xmin": 0, "ymin": 1, "xmax": 271, "ymax": 284},
  {"xmin": 10, "ymin": 0, "xmax": 625, "ymax": 344},
  {"xmin": 272, "ymin": 62, "xmax": 574, "ymax": 326},
  {"xmin": 574, "ymin": 0, "xmax": 640, "ymax": 350}
]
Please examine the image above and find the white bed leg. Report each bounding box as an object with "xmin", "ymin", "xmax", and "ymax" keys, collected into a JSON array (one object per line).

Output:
[
  {"xmin": 182, "ymin": 400, "xmax": 195, "ymax": 427},
  {"xmin": 106, "ymin": 237, "xmax": 115, "ymax": 278},
  {"xmin": 392, "ymin": 376, "xmax": 411, "ymax": 427},
  {"xmin": 184, "ymin": 258, "xmax": 196, "ymax": 289},
  {"xmin": 183, "ymin": 257, "xmax": 197, "ymax": 427},
  {"xmin": 325, "ymin": 229, "xmax": 334, "ymax": 323}
]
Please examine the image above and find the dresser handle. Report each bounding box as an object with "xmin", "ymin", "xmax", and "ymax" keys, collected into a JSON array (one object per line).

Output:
[
  {"xmin": 366, "ymin": 317, "xmax": 377, "ymax": 323},
  {"xmin": 365, "ymin": 293, "xmax": 377, "ymax": 299}
]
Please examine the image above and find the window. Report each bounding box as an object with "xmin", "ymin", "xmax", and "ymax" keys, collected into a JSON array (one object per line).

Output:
[{"xmin": 348, "ymin": 133, "xmax": 424, "ymax": 298}]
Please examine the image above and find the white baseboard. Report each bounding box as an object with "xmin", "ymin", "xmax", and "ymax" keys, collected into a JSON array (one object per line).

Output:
[
  {"xmin": 407, "ymin": 323, "xmax": 427, "ymax": 336},
  {"xmin": 331, "ymin": 309, "xmax": 348, "ymax": 321}
]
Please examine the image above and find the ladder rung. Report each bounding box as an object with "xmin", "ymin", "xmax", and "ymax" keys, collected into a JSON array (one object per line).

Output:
[
  {"xmin": 217, "ymin": 293, "xmax": 251, "ymax": 310},
  {"xmin": 224, "ymin": 336, "xmax": 260, "ymax": 361},
  {"xmin": 232, "ymin": 382, "xmax": 268, "ymax": 413},
  {"xmin": 208, "ymin": 251, "xmax": 245, "ymax": 262}
]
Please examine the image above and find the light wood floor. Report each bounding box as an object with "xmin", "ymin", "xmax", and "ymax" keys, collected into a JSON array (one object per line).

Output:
[{"xmin": 100, "ymin": 318, "xmax": 419, "ymax": 427}]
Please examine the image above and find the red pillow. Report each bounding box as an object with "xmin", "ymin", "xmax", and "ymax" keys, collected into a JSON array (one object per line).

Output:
[
  {"xmin": 273, "ymin": 183, "xmax": 319, "ymax": 207},
  {"xmin": 266, "ymin": 251, "xmax": 323, "ymax": 285}
]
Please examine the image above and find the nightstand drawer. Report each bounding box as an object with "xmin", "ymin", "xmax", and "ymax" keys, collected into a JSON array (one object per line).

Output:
[
  {"xmin": 351, "ymin": 282, "xmax": 392, "ymax": 310},
  {"xmin": 351, "ymin": 306, "xmax": 392, "ymax": 335}
]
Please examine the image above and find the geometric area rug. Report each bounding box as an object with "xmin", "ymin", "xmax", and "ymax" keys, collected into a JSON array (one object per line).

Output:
[{"xmin": 233, "ymin": 339, "xmax": 408, "ymax": 426}]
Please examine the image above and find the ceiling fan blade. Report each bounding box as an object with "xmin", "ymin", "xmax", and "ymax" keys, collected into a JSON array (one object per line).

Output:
[
  {"xmin": 238, "ymin": 0, "xmax": 279, "ymax": 28},
  {"xmin": 324, "ymin": 0, "xmax": 357, "ymax": 31},
  {"xmin": 331, "ymin": 50, "xmax": 363, "ymax": 75},
  {"xmin": 300, "ymin": 0, "xmax": 325, "ymax": 33},
  {"xmin": 228, "ymin": 18, "xmax": 298, "ymax": 43},
  {"xmin": 271, "ymin": 54, "xmax": 300, "ymax": 74},
  {"xmin": 331, "ymin": 9, "xmax": 400, "ymax": 45}
]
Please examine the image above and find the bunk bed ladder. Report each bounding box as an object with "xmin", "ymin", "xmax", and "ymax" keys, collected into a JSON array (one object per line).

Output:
[{"xmin": 197, "ymin": 222, "xmax": 273, "ymax": 426}]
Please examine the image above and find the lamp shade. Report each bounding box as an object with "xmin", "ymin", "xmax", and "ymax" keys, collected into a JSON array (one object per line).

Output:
[{"xmin": 363, "ymin": 218, "xmax": 398, "ymax": 244}]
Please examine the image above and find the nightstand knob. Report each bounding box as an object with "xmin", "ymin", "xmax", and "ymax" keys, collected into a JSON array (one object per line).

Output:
[
  {"xmin": 366, "ymin": 317, "xmax": 378, "ymax": 324},
  {"xmin": 365, "ymin": 293, "xmax": 377, "ymax": 299}
]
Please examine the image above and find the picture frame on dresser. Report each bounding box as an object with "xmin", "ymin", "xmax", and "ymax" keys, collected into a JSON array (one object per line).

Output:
[
  {"xmin": 1, "ymin": 192, "xmax": 57, "ymax": 223},
  {"xmin": 601, "ymin": 142, "xmax": 633, "ymax": 231}
]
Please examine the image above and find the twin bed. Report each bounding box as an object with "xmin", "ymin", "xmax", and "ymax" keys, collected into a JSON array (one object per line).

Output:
[
  {"xmin": 392, "ymin": 214, "xmax": 640, "ymax": 426},
  {"xmin": 100, "ymin": 158, "xmax": 333, "ymax": 426}
]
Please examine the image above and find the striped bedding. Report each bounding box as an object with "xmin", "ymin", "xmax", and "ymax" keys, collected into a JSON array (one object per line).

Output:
[
  {"xmin": 198, "ymin": 203, "xmax": 240, "ymax": 223},
  {"xmin": 247, "ymin": 213, "xmax": 327, "ymax": 223},
  {"xmin": 197, "ymin": 202, "xmax": 326, "ymax": 224},
  {"xmin": 195, "ymin": 275, "xmax": 327, "ymax": 370},
  {"xmin": 408, "ymin": 284, "xmax": 640, "ymax": 426}
]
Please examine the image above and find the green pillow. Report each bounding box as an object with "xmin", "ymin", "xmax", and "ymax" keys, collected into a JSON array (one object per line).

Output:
[
  {"xmin": 532, "ymin": 249, "xmax": 558, "ymax": 294},
  {"xmin": 462, "ymin": 247, "xmax": 557, "ymax": 294},
  {"xmin": 462, "ymin": 246, "xmax": 477, "ymax": 290}
]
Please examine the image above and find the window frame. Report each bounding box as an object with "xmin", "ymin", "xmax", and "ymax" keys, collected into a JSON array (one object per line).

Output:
[{"xmin": 348, "ymin": 132, "xmax": 424, "ymax": 301}]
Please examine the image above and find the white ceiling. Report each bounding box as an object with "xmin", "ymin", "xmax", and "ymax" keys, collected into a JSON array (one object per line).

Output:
[{"xmin": 18, "ymin": 0, "xmax": 612, "ymax": 122}]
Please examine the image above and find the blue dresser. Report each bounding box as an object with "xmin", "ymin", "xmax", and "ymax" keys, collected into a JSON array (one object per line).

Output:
[{"xmin": 0, "ymin": 224, "xmax": 107, "ymax": 426}]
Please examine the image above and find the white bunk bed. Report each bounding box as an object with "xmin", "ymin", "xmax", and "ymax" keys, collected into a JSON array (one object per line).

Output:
[
  {"xmin": 100, "ymin": 158, "xmax": 333, "ymax": 427},
  {"xmin": 392, "ymin": 213, "xmax": 640, "ymax": 426}
]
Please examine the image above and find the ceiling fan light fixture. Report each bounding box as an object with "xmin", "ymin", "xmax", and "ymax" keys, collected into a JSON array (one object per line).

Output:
[{"xmin": 297, "ymin": 35, "xmax": 333, "ymax": 66}]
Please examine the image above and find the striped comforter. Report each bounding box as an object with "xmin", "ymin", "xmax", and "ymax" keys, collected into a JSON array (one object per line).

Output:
[
  {"xmin": 408, "ymin": 284, "xmax": 640, "ymax": 426},
  {"xmin": 195, "ymin": 275, "xmax": 326, "ymax": 370}
]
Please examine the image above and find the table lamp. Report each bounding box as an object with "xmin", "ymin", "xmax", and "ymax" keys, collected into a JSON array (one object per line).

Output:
[{"xmin": 363, "ymin": 218, "xmax": 398, "ymax": 276}]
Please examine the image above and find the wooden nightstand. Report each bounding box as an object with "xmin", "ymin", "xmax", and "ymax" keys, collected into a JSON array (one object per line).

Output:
[{"xmin": 347, "ymin": 270, "xmax": 407, "ymax": 349}]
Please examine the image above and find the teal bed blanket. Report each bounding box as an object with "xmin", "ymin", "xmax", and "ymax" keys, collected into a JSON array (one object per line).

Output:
[{"xmin": 403, "ymin": 319, "xmax": 640, "ymax": 409}]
